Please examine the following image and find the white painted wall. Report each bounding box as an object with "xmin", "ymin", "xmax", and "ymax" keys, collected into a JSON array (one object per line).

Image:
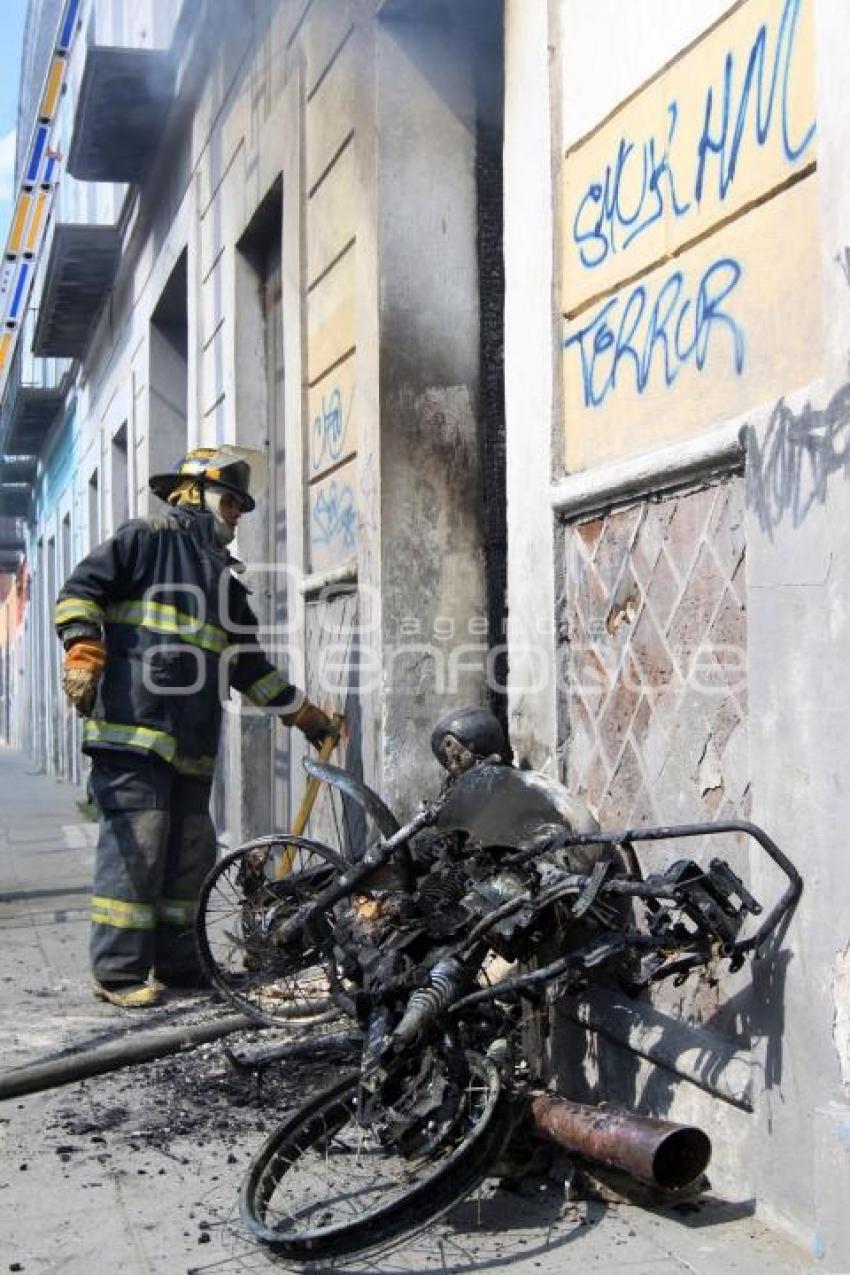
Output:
[
  {"xmin": 560, "ymin": 0, "xmax": 733, "ymax": 147},
  {"xmin": 503, "ymin": 0, "xmax": 558, "ymax": 772}
]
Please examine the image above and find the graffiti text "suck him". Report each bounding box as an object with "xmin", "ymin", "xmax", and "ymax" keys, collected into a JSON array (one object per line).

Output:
[{"xmin": 571, "ymin": 0, "xmax": 815, "ymax": 273}]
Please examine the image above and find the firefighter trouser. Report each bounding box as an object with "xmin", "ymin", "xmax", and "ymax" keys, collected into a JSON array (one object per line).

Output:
[{"xmin": 88, "ymin": 751, "xmax": 216, "ymax": 985}]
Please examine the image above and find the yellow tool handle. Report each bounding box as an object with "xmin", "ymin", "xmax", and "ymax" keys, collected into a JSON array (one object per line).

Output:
[
  {"xmin": 274, "ymin": 714, "xmax": 345, "ymax": 880},
  {"xmin": 291, "ymin": 716, "xmax": 343, "ymax": 837}
]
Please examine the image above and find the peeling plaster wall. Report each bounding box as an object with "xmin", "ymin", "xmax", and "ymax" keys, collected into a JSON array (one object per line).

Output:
[
  {"xmin": 835, "ymin": 947, "xmax": 850, "ymax": 1092},
  {"xmin": 375, "ymin": 8, "xmax": 487, "ymax": 815},
  {"xmin": 744, "ymin": 375, "xmax": 850, "ymax": 1252}
]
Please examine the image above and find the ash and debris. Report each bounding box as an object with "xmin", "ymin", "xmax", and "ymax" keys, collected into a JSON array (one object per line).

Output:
[
  {"xmin": 4, "ymin": 1036, "xmax": 801, "ymax": 1275},
  {"xmin": 50, "ymin": 1028, "xmax": 341, "ymax": 1154},
  {"xmin": 2, "ymin": 1029, "xmax": 346, "ymax": 1273}
]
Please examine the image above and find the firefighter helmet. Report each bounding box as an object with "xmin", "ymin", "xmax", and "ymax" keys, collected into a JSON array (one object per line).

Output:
[
  {"xmin": 430, "ymin": 707, "xmax": 507, "ymax": 775},
  {"xmin": 149, "ymin": 447, "xmax": 256, "ymax": 512}
]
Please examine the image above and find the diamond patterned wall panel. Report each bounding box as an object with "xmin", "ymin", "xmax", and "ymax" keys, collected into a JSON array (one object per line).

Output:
[
  {"xmin": 559, "ymin": 477, "xmax": 748, "ymax": 830},
  {"xmin": 559, "ymin": 476, "xmax": 750, "ymax": 1028}
]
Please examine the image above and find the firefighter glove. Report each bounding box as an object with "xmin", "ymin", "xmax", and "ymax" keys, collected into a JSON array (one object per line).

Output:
[
  {"xmin": 62, "ymin": 639, "xmax": 107, "ymax": 717},
  {"xmin": 281, "ymin": 698, "xmax": 338, "ymax": 749}
]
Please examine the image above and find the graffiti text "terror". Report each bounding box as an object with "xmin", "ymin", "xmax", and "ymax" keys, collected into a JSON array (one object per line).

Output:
[{"xmin": 563, "ymin": 257, "xmax": 745, "ymax": 408}]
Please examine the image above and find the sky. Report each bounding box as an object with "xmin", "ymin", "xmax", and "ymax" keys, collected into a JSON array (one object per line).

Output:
[{"xmin": 0, "ymin": 1, "xmax": 31, "ymax": 251}]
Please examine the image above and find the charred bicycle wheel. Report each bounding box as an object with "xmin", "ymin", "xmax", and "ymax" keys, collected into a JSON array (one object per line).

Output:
[
  {"xmin": 239, "ymin": 1049, "xmax": 515, "ymax": 1260},
  {"xmin": 195, "ymin": 835, "xmax": 342, "ymax": 1025}
]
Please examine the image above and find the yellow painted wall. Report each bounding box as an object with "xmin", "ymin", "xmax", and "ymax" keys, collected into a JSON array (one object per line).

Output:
[
  {"xmin": 308, "ymin": 354, "xmax": 357, "ymax": 478},
  {"xmin": 301, "ymin": 0, "xmax": 358, "ymax": 574},
  {"xmin": 560, "ymin": 0, "xmax": 820, "ymax": 471},
  {"xmin": 309, "ymin": 456, "xmax": 358, "ymax": 575}
]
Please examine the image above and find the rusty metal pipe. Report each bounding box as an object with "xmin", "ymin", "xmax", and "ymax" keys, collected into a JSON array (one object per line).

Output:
[{"xmin": 528, "ymin": 1094, "xmax": 711, "ymax": 1190}]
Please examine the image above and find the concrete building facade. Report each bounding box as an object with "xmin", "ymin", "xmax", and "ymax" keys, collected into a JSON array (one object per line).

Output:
[
  {"xmin": 0, "ymin": 0, "xmax": 848, "ymax": 1263},
  {"xmin": 504, "ymin": 0, "xmax": 850, "ymax": 1263},
  {"xmin": 0, "ymin": 0, "xmax": 503, "ymax": 846}
]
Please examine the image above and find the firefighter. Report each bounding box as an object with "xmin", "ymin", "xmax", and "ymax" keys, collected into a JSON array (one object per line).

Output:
[{"xmin": 55, "ymin": 447, "xmax": 336, "ymax": 1008}]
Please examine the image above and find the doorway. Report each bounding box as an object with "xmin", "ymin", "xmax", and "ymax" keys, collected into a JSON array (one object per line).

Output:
[
  {"xmin": 149, "ymin": 249, "xmax": 189, "ymax": 487},
  {"xmin": 236, "ymin": 179, "xmax": 289, "ymax": 834}
]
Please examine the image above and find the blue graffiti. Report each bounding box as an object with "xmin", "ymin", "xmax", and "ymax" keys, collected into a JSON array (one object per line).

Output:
[
  {"xmin": 311, "ymin": 386, "xmax": 349, "ymax": 471},
  {"xmin": 573, "ymin": 104, "xmax": 691, "ymax": 270},
  {"xmin": 695, "ymin": 0, "xmax": 815, "ymax": 202},
  {"xmin": 572, "ymin": 0, "xmax": 815, "ymax": 271},
  {"xmin": 564, "ymin": 256, "xmax": 745, "ymax": 407},
  {"xmin": 312, "ymin": 481, "xmax": 356, "ymax": 551}
]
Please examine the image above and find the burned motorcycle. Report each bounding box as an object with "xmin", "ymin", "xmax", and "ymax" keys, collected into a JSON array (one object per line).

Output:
[{"xmin": 226, "ymin": 754, "xmax": 801, "ymax": 1262}]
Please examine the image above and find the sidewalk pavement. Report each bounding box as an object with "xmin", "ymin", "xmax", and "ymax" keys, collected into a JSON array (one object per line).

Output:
[{"xmin": 0, "ymin": 744, "xmax": 817, "ymax": 1275}]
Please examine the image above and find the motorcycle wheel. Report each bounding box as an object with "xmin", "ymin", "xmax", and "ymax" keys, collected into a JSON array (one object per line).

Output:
[
  {"xmin": 239, "ymin": 1051, "xmax": 515, "ymax": 1261},
  {"xmin": 195, "ymin": 835, "xmax": 343, "ymax": 1026}
]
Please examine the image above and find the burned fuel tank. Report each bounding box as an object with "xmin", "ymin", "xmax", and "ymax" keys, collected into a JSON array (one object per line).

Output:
[{"xmin": 435, "ymin": 762, "xmax": 603, "ymax": 871}]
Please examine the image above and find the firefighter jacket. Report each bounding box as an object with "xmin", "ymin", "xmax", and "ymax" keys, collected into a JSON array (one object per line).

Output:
[{"xmin": 55, "ymin": 507, "xmax": 300, "ymax": 778}]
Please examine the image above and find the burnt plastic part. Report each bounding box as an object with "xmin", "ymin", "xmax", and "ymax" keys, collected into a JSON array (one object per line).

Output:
[
  {"xmin": 572, "ymin": 858, "xmax": 612, "ymax": 919},
  {"xmin": 437, "ymin": 762, "xmax": 599, "ymax": 849},
  {"xmin": 302, "ymin": 758, "xmax": 413, "ymax": 889},
  {"xmin": 274, "ymin": 804, "xmax": 441, "ymax": 945},
  {"xmin": 711, "ymin": 857, "xmax": 762, "ymax": 914},
  {"xmin": 358, "ymin": 1004, "xmax": 396, "ymax": 1078},
  {"xmin": 460, "ymin": 871, "xmax": 533, "ymax": 950},
  {"xmin": 528, "ymin": 1094, "xmax": 711, "ymax": 1190},
  {"xmin": 636, "ymin": 950, "xmax": 718, "ymax": 989},
  {"xmin": 461, "ymin": 892, "xmax": 532, "ymax": 949},
  {"xmin": 302, "ymin": 759, "xmax": 401, "ymax": 840},
  {"xmin": 662, "ymin": 860, "xmax": 747, "ymax": 947}
]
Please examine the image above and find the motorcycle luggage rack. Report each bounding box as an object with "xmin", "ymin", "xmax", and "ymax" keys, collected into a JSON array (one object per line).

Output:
[{"xmin": 551, "ymin": 820, "xmax": 802, "ymax": 957}]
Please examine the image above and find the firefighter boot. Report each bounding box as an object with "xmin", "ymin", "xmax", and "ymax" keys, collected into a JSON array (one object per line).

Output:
[{"xmin": 92, "ymin": 980, "xmax": 160, "ymax": 1008}]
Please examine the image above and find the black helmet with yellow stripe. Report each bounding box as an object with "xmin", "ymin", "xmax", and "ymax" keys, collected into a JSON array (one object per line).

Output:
[{"xmin": 149, "ymin": 447, "xmax": 256, "ymax": 512}]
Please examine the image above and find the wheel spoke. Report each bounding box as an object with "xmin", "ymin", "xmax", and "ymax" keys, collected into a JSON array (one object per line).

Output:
[{"xmin": 196, "ymin": 836, "xmax": 344, "ymax": 1025}]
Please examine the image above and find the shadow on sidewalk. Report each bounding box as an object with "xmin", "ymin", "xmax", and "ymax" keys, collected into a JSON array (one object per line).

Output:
[
  {"xmin": 0, "ymin": 885, "xmax": 91, "ymax": 904},
  {"xmin": 650, "ymin": 1195, "xmax": 757, "ymax": 1228}
]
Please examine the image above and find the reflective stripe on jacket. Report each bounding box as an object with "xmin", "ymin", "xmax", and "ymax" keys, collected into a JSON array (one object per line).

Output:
[{"xmin": 55, "ymin": 507, "xmax": 298, "ymax": 769}]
